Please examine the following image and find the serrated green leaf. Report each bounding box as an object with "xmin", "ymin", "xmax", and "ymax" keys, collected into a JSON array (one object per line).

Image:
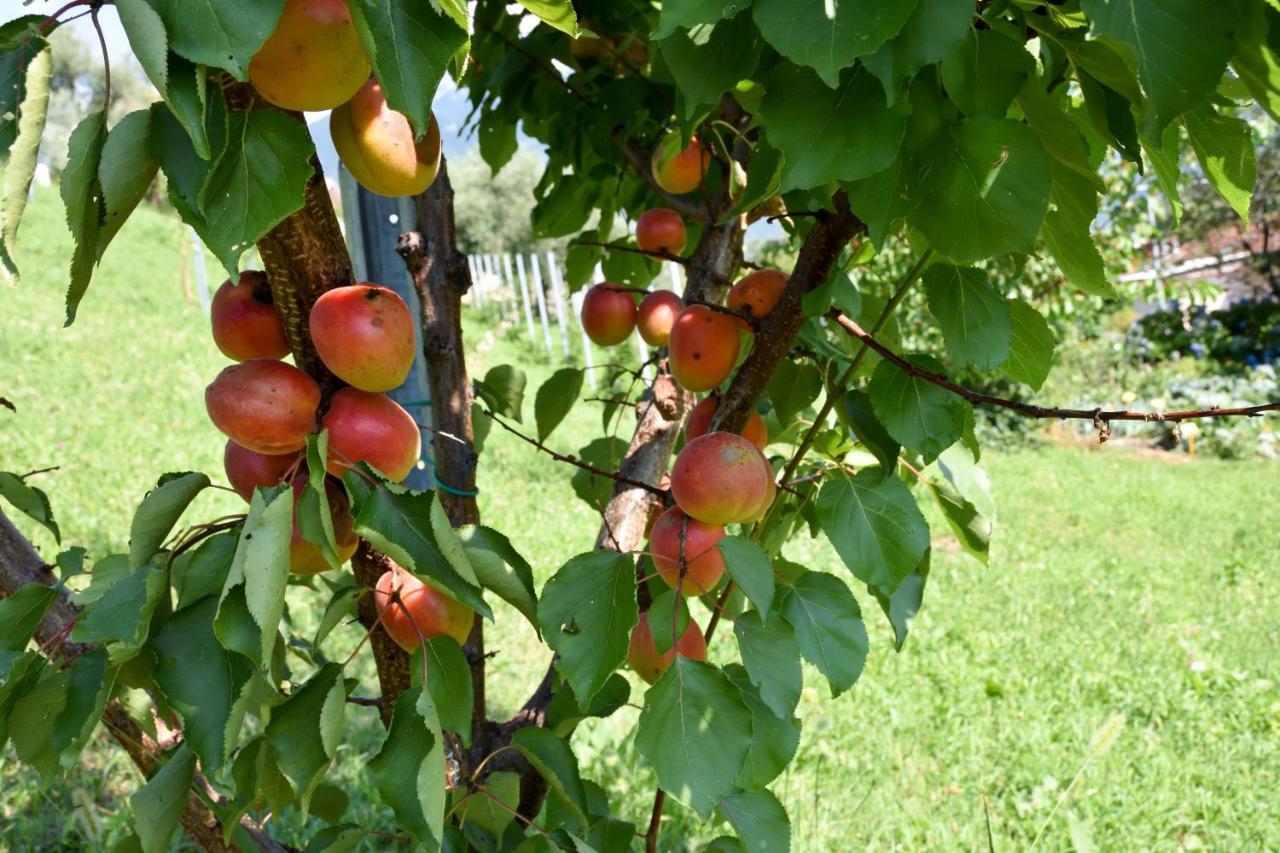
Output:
[
  {"xmin": 835, "ymin": 389, "xmax": 899, "ymax": 475},
  {"xmin": 267, "ymin": 663, "xmax": 345, "ymax": 812},
  {"xmin": 869, "ymin": 354, "xmax": 971, "ymax": 464},
  {"xmin": 456, "ymin": 771, "xmax": 519, "ymax": 840},
  {"xmin": 476, "ymin": 364, "xmax": 527, "ymax": 421},
  {"xmin": 0, "ymin": 583, "xmax": 58, "ymax": 651},
  {"xmin": 940, "ymin": 28, "xmax": 1033, "ymax": 118},
  {"xmin": 1184, "ymin": 103, "xmax": 1256, "ymax": 225},
  {"xmin": 753, "ymin": 0, "xmax": 918, "ymax": 88},
  {"xmin": 1043, "ymin": 163, "xmax": 1113, "ymax": 298},
  {"xmin": 868, "ymin": 549, "xmax": 930, "ymax": 651},
  {"xmin": 71, "ymin": 558, "xmax": 167, "ymax": 664},
  {"xmin": 215, "ymin": 486, "xmax": 292, "ymax": 668},
  {"xmin": 1143, "ymin": 122, "xmax": 1183, "ymax": 225},
  {"xmin": 1, "ymin": 42, "xmax": 50, "ymax": 277},
  {"xmin": 10, "ymin": 664, "xmax": 69, "ymax": 778},
  {"xmin": 144, "ymin": 0, "xmax": 284, "ymax": 80},
  {"xmin": 780, "ymin": 572, "xmax": 868, "ymax": 696},
  {"xmin": 1081, "ymin": 0, "xmax": 1237, "ymax": 132},
  {"xmin": 923, "ymin": 264, "xmax": 1012, "ymax": 372},
  {"xmin": 654, "ymin": 0, "xmax": 751, "ymax": 39},
  {"xmin": 716, "ymin": 537, "xmax": 774, "ymax": 620},
  {"xmin": 1017, "ymin": 79, "xmax": 1105, "ymax": 189},
  {"xmin": 1004, "ymin": 299, "xmax": 1055, "ymax": 391},
  {"xmin": 513, "ymin": 728, "xmax": 589, "ymax": 823},
  {"xmin": 172, "ymin": 529, "xmax": 238, "ymax": 610},
  {"xmin": 761, "ymin": 63, "xmax": 911, "ymax": 193},
  {"xmin": 61, "ymin": 110, "xmax": 107, "ymax": 325},
  {"xmin": 348, "ymin": 0, "xmax": 467, "ymax": 140},
  {"xmin": 570, "ymin": 436, "xmax": 629, "ymax": 511},
  {"xmin": 418, "ymin": 639, "xmax": 473, "ymax": 745},
  {"xmin": 718, "ymin": 788, "xmax": 790, "ymax": 853},
  {"xmin": 862, "ymin": 0, "xmax": 972, "ymax": 102},
  {"xmin": 545, "ymin": 672, "xmax": 631, "ymax": 735},
  {"xmin": 303, "ymin": 824, "xmax": 367, "ymax": 853},
  {"xmin": 1232, "ymin": 2, "xmax": 1280, "ymax": 122},
  {"xmin": 926, "ymin": 446, "xmax": 995, "ymax": 564},
  {"xmin": 150, "ymin": 597, "xmax": 254, "ymax": 772},
  {"xmin": 635, "ymin": 657, "xmax": 753, "ymax": 817},
  {"xmin": 459, "ymin": 525, "xmax": 539, "ymax": 630},
  {"xmin": 535, "ymin": 368, "xmax": 584, "ymax": 442},
  {"xmin": 909, "ymin": 117, "xmax": 1052, "ymax": 263},
  {"xmin": 298, "ymin": 433, "xmax": 339, "ymax": 569},
  {"xmin": 659, "ymin": 11, "xmax": 762, "ymax": 121},
  {"xmin": 97, "ymin": 109, "xmax": 159, "ymax": 256},
  {"xmin": 477, "ymin": 108, "xmax": 517, "ymax": 175},
  {"xmin": 0, "ymin": 653, "xmax": 46, "ymax": 749},
  {"xmin": 539, "ymin": 551, "xmax": 637, "ymax": 703},
  {"xmin": 131, "ymin": 744, "xmax": 197, "ymax": 853},
  {"xmin": 51, "ymin": 649, "xmax": 113, "ymax": 770},
  {"xmin": 518, "ymin": 0, "xmax": 579, "ymax": 36},
  {"xmin": 129, "ymin": 471, "xmax": 209, "ymax": 569},
  {"xmin": 724, "ymin": 664, "xmax": 799, "ymax": 791},
  {"xmin": 370, "ymin": 684, "xmax": 446, "ymax": 849},
  {"xmin": 765, "ymin": 359, "xmax": 823, "ymax": 427},
  {"xmin": 732, "ymin": 610, "xmax": 801, "ymax": 718},
  {"xmin": 843, "ymin": 155, "xmax": 916, "ymax": 248},
  {"xmin": 817, "ymin": 468, "xmax": 930, "ymax": 592},
  {"xmin": 647, "ymin": 590, "xmax": 691, "ymax": 656},
  {"xmin": 0, "ymin": 471, "xmax": 60, "ymax": 542},
  {"xmin": 313, "ymin": 582, "xmax": 361, "ymax": 650}
]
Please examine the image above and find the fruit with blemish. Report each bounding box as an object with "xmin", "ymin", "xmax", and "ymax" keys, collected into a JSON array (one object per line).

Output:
[
  {"xmin": 205, "ymin": 360, "xmax": 320, "ymax": 455},
  {"xmin": 667, "ymin": 305, "xmax": 741, "ymax": 391},
  {"xmin": 332, "ymin": 79, "xmax": 442, "ymax": 197},
  {"xmin": 628, "ymin": 611, "xmax": 708, "ymax": 683},
  {"xmin": 210, "ymin": 271, "xmax": 290, "ymax": 362},
  {"xmin": 374, "ymin": 563, "xmax": 474, "ymax": 649},
  {"xmin": 648, "ymin": 506, "xmax": 726, "ymax": 595},
  {"xmin": 727, "ymin": 269, "xmax": 788, "ymax": 319},
  {"xmin": 310, "ymin": 284, "xmax": 416, "ymax": 392},
  {"xmin": 635, "ymin": 208, "xmax": 687, "ymax": 255},
  {"xmin": 669, "ymin": 432, "xmax": 772, "ymax": 524},
  {"xmin": 322, "ymin": 387, "xmax": 421, "ymax": 482}
]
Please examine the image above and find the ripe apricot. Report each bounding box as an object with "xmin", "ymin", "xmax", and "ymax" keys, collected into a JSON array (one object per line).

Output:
[
  {"xmin": 667, "ymin": 305, "xmax": 741, "ymax": 392},
  {"xmin": 670, "ymin": 432, "xmax": 772, "ymax": 525},
  {"xmin": 210, "ymin": 271, "xmax": 289, "ymax": 362},
  {"xmin": 332, "ymin": 79, "xmax": 442, "ymax": 197},
  {"xmin": 374, "ymin": 564, "xmax": 473, "ymax": 649},
  {"xmin": 648, "ymin": 506, "xmax": 726, "ymax": 595},
  {"xmin": 580, "ymin": 283, "xmax": 637, "ymax": 346},
  {"xmin": 310, "ymin": 284, "xmax": 415, "ymax": 392},
  {"xmin": 685, "ymin": 396, "xmax": 767, "ymax": 449},
  {"xmin": 224, "ymin": 440, "xmax": 298, "ymax": 502},
  {"xmin": 289, "ymin": 474, "xmax": 359, "ymax": 574},
  {"xmin": 651, "ymin": 134, "xmax": 709, "ymax": 195},
  {"xmin": 635, "ymin": 209, "xmax": 687, "ymax": 255},
  {"xmin": 322, "ymin": 388, "xmax": 421, "ymax": 482},
  {"xmin": 636, "ymin": 290, "xmax": 683, "ymax": 347},
  {"xmin": 248, "ymin": 0, "xmax": 371, "ymax": 112},
  {"xmin": 628, "ymin": 612, "xmax": 707, "ymax": 684},
  {"xmin": 727, "ymin": 269, "xmax": 788, "ymax": 319},
  {"xmin": 206, "ymin": 360, "xmax": 320, "ymax": 455}
]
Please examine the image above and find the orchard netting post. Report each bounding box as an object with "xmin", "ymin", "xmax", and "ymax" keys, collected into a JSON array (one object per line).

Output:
[
  {"xmin": 545, "ymin": 250, "xmax": 572, "ymax": 361},
  {"xmin": 528, "ymin": 252, "xmax": 554, "ymax": 355},
  {"xmin": 513, "ymin": 253, "xmax": 538, "ymax": 346},
  {"xmin": 338, "ymin": 166, "xmax": 435, "ymax": 490},
  {"xmin": 188, "ymin": 226, "xmax": 211, "ymax": 312}
]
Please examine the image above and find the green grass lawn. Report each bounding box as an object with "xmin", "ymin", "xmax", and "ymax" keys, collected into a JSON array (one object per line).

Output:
[{"xmin": 2, "ymin": 192, "xmax": 1278, "ymax": 850}]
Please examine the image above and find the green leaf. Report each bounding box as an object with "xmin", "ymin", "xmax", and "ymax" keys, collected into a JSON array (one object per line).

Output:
[
  {"xmin": 647, "ymin": 590, "xmax": 692, "ymax": 656},
  {"xmin": 654, "ymin": 0, "xmax": 751, "ymax": 38},
  {"xmin": 512, "ymin": 728, "xmax": 589, "ymax": 823},
  {"xmin": 720, "ymin": 142, "xmax": 784, "ymax": 224},
  {"xmin": 753, "ymin": 0, "xmax": 919, "ymax": 88},
  {"xmin": 922, "ymin": 264, "xmax": 1012, "ymax": 372},
  {"xmin": 723, "ymin": 664, "xmax": 799, "ymax": 790},
  {"xmin": 659, "ymin": 12, "xmax": 762, "ymax": 121},
  {"xmin": 144, "ymin": 0, "xmax": 284, "ymax": 80},
  {"xmin": 869, "ymin": 354, "xmax": 971, "ymax": 464},
  {"xmin": 1042, "ymin": 163, "xmax": 1113, "ymax": 298},
  {"xmin": 761, "ymin": 63, "xmax": 911, "ymax": 192},
  {"xmin": 350, "ymin": 484, "xmax": 491, "ymax": 617},
  {"xmin": 297, "ymin": 434, "xmax": 339, "ymax": 569},
  {"xmin": 114, "ymin": 0, "xmax": 168, "ymax": 91},
  {"xmin": 570, "ymin": 436, "xmax": 629, "ymax": 511},
  {"xmin": 267, "ymin": 663, "xmax": 345, "ymax": 811},
  {"xmin": 215, "ymin": 486, "xmax": 292, "ymax": 668},
  {"xmin": 72, "ymin": 558, "xmax": 167, "ymax": 664},
  {"xmin": 732, "ymin": 609, "xmax": 802, "ymax": 718},
  {"xmin": 835, "ymin": 389, "xmax": 899, "ymax": 475},
  {"xmin": 926, "ymin": 446, "xmax": 995, "ymax": 564},
  {"xmin": 475, "ymin": 364, "xmax": 527, "ymax": 421},
  {"xmin": 0, "ymin": 583, "xmax": 58, "ymax": 651},
  {"xmin": 0, "ymin": 18, "xmax": 45, "ymax": 160},
  {"xmin": 1081, "ymin": 0, "xmax": 1238, "ymax": 131},
  {"xmin": 909, "ymin": 117, "xmax": 1052, "ymax": 263},
  {"xmin": 370, "ymin": 685, "xmax": 446, "ymax": 849},
  {"xmin": 940, "ymin": 28, "xmax": 1033, "ymax": 118},
  {"xmin": 766, "ymin": 359, "xmax": 823, "ymax": 426},
  {"xmin": 50, "ymin": 649, "xmax": 113, "ymax": 770},
  {"xmin": 303, "ymin": 825, "xmax": 368, "ymax": 853},
  {"xmin": 868, "ymin": 550, "xmax": 930, "ymax": 651},
  {"xmin": 518, "ymin": 0, "xmax": 579, "ymax": 36},
  {"xmin": 540, "ymin": 551, "xmax": 637, "ymax": 702},
  {"xmin": 817, "ymin": 468, "xmax": 930, "ymax": 592},
  {"xmin": 477, "ymin": 109, "xmax": 517, "ymax": 174},
  {"xmin": 1004, "ymin": 299, "xmax": 1056, "ymax": 391},
  {"xmin": 862, "ymin": 0, "xmax": 972, "ymax": 101},
  {"xmin": 455, "ymin": 771, "xmax": 519, "ymax": 840},
  {"xmin": 636, "ymin": 658, "xmax": 753, "ymax": 816},
  {"xmin": 1232, "ymin": 2, "xmax": 1280, "ymax": 122},
  {"xmin": 348, "ymin": 0, "xmax": 467, "ymax": 140},
  {"xmin": 131, "ymin": 744, "xmax": 197, "ymax": 853},
  {"xmin": 8, "ymin": 665, "xmax": 69, "ymax": 779},
  {"xmin": 1184, "ymin": 104, "xmax": 1256, "ymax": 225},
  {"xmin": 61, "ymin": 110, "xmax": 107, "ymax": 325},
  {"xmin": 716, "ymin": 538, "xmax": 775, "ymax": 620},
  {"xmin": 172, "ymin": 529, "xmax": 237, "ymax": 610},
  {"xmin": 71, "ymin": 554, "xmax": 130, "ymax": 606},
  {"xmin": 780, "ymin": 572, "xmax": 868, "ymax": 696},
  {"xmin": 129, "ymin": 471, "xmax": 209, "ymax": 569},
  {"xmin": 0, "ymin": 471, "xmax": 60, "ymax": 542},
  {"xmin": 420, "ymin": 639, "xmax": 473, "ymax": 744},
  {"xmin": 198, "ymin": 108, "xmax": 314, "ymax": 275},
  {"xmin": 1143, "ymin": 123, "xmax": 1184, "ymax": 225},
  {"xmin": 150, "ymin": 598, "xmax": 254, "ymax": 772},
  {"xmin": 459, "ymin": 525, "xmax": 539, "ymax": 630},
  {"xmin": 0, "ymin": 653, "xmax": 46, "ymax": 749},
  {"xmin": 545, "ymin": 672, "xmax": 631, "ymax": 735},
  {"xmin": 1, "ymin": 42, "xmax": 50, "ymax": 277},
  {"xmin": 718, "ymin": 788, "xmax": 790, "ymax": 853},
  {"xmin": 97, "ymin": 109, "xmax": 159, "ymax": 257},
  {"xmin": 1017, "ymin": 79, "xmax": 1105, "ymax": 189},
  {"xmin": 535, "ymin": 368, "xmax": 584, "ymax": 442},
  {"xmin": 844, "ymin": 155, "xmax": 916, "ymax": 248},
  {"xmin": 313, "ymin": 581, "xmax": 361, "ymax": 650},
  {"xmin": 1078, "ymin": 71, "xmax": 1141, "ymax": 162}
]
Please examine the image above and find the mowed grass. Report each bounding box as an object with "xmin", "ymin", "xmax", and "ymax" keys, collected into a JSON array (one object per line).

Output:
[{"xmin": 2, "ymin": 191, "xmax": 1278, "ymax": 850}]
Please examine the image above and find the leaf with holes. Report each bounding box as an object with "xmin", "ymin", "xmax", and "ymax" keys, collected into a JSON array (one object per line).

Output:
[{"xmin": 539, "ymin": 551, "xmax": 637, "ymax": 702}]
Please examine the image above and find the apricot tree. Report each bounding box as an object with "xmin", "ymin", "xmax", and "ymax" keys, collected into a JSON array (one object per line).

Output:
[{"xmin": 1, "ymin": 1, "xmax": 1279, "ymax": 851}]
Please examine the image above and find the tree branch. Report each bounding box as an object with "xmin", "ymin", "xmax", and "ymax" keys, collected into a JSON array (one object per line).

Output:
[
  {"xmin": 571, "ymin": 239, "xmax": 689, "ymax": 266},
  {"xmin": 826, "ymin": 310, "xmax": 1280, "ymax": 431}
]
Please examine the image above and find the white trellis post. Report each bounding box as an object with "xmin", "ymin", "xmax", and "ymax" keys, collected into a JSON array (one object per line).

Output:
[
  {"xmin": 544, "ymin": 250, "xmax": 572, "ymax": 359},
  {"xmin": 467, "ymin": 255, "xmax": 484, "ymax": 308},
  {"xmin": 528, "ymin": 253, "xmax": 554, "ymax": 354},
  {"xmin": 570, "ymin": 287, "xmax": 597, "ymax": 390},
  {"xmin": 189, "ymin": 227, "xmax": 210, "ymax": 312},
  {"xmin": 513, "ymin": 253, "xmax": 537, "ymax": 343}
]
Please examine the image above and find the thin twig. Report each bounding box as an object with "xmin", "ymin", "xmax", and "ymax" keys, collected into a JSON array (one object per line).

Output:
[
  {"xmin": 19, "ymin": 465, "xmax": 59, "ymax": 480},
  {"xmin": 571, "ymin": 239, "xmax": 689, "ymax": 266},
  {"xmin": 345, "ymin": 695, "xmax": 382, "ymax": 708},
  {"xmin": 90, "ymin": 6, "xmax": 110, "ymax": 106}
]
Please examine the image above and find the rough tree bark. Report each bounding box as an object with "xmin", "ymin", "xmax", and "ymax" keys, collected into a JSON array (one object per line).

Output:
[{"xmin": 0, "ymin": 510, "xmax": 290, "ymax": 853}]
